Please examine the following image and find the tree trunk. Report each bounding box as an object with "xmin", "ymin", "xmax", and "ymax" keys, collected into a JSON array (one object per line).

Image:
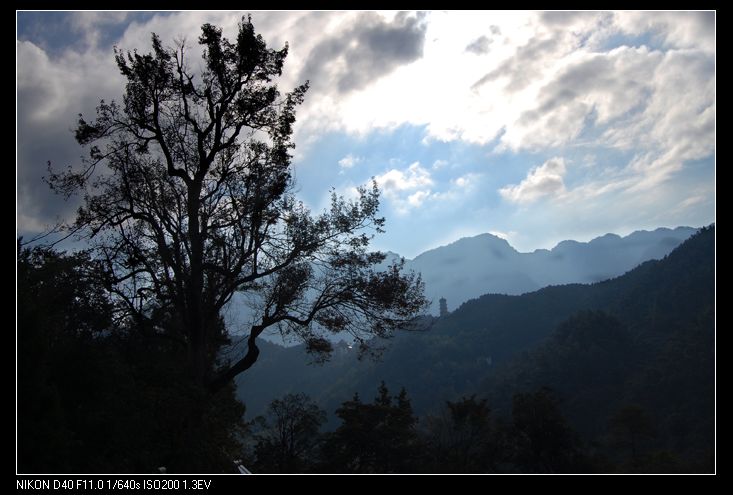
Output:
[
  {"xmin": 207, "ymin": 327, "xmax": 263, "ymax": 393},
  {"xmin": 187, "ymin": 180, "xmax": 208, "ymax": 388}
]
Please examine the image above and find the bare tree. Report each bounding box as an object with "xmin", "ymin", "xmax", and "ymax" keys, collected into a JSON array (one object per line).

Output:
[{"xmin": 47, "ymin": 16, "xmax": 426, "ymax": 393}]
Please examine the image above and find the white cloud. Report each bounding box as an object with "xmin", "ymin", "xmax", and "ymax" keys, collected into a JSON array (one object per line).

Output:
[
  {"xmin": 407, "ymin": 190, "xmax": 431, "ymax": 208},
  {"xmin": 374, "ymin": 162, "xmax": 434, "ymax": 213},
  {"xmin": 613, "ymin": 11, "xmax": 715, "ymax": 53},
  {"xmin": 376, "ymin": 162, "xmax": 433, "ymax": 192},
  {"xmin": 600, "ymin": 50, "xmax": 715, "ymax": 191},
  {"xmin": 489, "ymin": 230, "xmax": 517, "ymax": 242},
  {"xmin": 499, "ymin": 157, "xmax": 567, "ymax": 204},
  {"xmin": 500, "ymin": 46, "xmax": 663, "ymax": 151},
  {"xmin": 679, "ymin": 194, "xmax": 709, "ymax": 209},
  {"xmin": 338, "ymin": 154, "xmax": 361, "ymax": 169},
  {"xmin": 287, "ymin": 11, "xmax": 713, "ymax": 203},
  {"xmin": 453, "ymin": 174, "xmax": 479, "ymax": 189},
  {"xmin": 465, "ymin": 35, "xmax": 491, "ymax": 55},
  {"xmin": 454, "ymin": 176, "xmax": 470, "ymax": 188},
  {"xmin": 292, "ymin": 11, "xmax": 709, "ymax": 151},
  {"xmin": 69, "ymin": 11, "xmax": 130, "ymax": 48}
]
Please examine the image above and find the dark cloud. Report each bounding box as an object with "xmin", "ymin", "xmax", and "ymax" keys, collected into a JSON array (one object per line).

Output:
[
  {"xmin": 518, "ymin": 51, "xmax": 654, "ymax": 129},
  {"xmin": 539, "ymin": 11, "xmax": 599, "ymax": 27},
  {"xmin": 17, "ymin": 106, "xmax": 85, "ymax": 237},
  {"xmin": 17, "ymin": 45, "xmax": 77, "ymax": 236},
  {"xmin": 472, "ymin": 37, "xmax": 558, "ymax": 92},
  {"xmin": 472, "ymin": 12, "xmax": 612, "ymax": 94},
  {"xmin": 299, "ymin": 11, "xmax": 427, "ymax": 94},
  {"xmin": 16, "ymin": 40, "xmax": 122, "ymax": 238},
  {"xmin": 518, "ymin": 87, "xmax": 580, "ymax": 126},
  {"xmin": 696, "ymin": 11, "xmax": 715, "ymax": 30},
  {"xmin": 17, "ymin": 12, "xmax": 161, "ymax": 57},
  {"xmin": 465, "ymin": 35, "xmax": 491, "ymax": 55},
  {"xmin": 553, "ymin": 57, "xmax": 611, "ymax": 89}
]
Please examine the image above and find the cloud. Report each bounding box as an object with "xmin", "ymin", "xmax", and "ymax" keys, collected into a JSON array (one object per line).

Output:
[
  {"xmin": 679, "ymin": 194, "xmax": 708, "ymax": 209},
  {"xmin": 470, "ymin": 12, "xmax": 613, "ymax": 93},
  {"xmin": 15, "ymin": 11, "xmax": 328, "ymax": 235},
  {"xmin": 16, "ymin": 39, "xmax": 124, "ymax": 235},
  {"xmin": 539, "ymin": 11, "xmax": 602, "ymax": 27},
  {"xmin": 299, "ymin": 11, "xmax": 427, "ymax": 94},
  {"xmin": 338, "ymin": 154, "xmax": 361, "ymax": 169},
  {"xmin": 16, "ymin": 11, "xmax": 714, "ymax": 253},
  {"xmin": 600, "ymin": 49, "xmax": 715, "ymax": 190},
  {"xmin": 374, "ymin": 162, "xmax": 433, "ymax": 213},
  {"xmin": 292, "ymin": 9, "xmax": 713, "ymax": 177},
  {"xmin": 500, "ymin": 45, "xmax": 662, "ymax": 151},
  {"xmin": 489, "ymin": 230, "xmax": 517, "ymax": 241},
  {"xmin": 373, "ymin": 163, "xmax": 484, "ymax": 213},
  {"xmin": 407, "ymin": 190, "xmax": 431, "ymax": 208},
  {"xmin": 68, "ymin": 11, "xmax": 131, "ymax": 48},
  {"xmin": 454, "ymin": 176, "xmax": 470, "ymax": 188},
  {"xmin": 472, "ymin": 36, "xmax": 560, "ymax": 93},
  {"xmin": 613, "ymin": 11, "xmax": 715, "ymax": 52},
  {"xmin": 465, "ymin": 35, "xmax": 491, "ymax": 54},
  {"xmin": 376, "ymin": 162, "xmax": 433, "ymax": 193},
  {"xmin": 453, "ymin": 174, "xmax": 478, "ymax": 189},
  {"xmin": 499, "ymin": 157, "xmax": 567, "ymax": 204}
]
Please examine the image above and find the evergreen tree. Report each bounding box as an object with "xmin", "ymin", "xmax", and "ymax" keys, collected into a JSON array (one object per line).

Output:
[{"xmin": 320, "ymin": 382, "xmax": 419, "ymax": 473}]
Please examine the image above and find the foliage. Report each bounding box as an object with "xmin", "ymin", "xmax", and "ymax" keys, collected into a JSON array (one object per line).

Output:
[
  {"xmin": 422, "ymin": 395, "xmax": 499, "ymax": 473},
  {"xmin": 46, "ymin": 16, "xmax": 426, "ymax": 392},
  {"xmin": 251, "ymin": 393, "xmax": 326, "ymax": 473},
  {"xmin": 510, "ymin": 387, "xmax": 587, "ymax": 473},
  {"xmin": 17, "ymin": 245, "xmax": 246, "ymax": 473},
  {"xmin": 319, "ymin": 382, "xmax": 420, "ymax": 473}
]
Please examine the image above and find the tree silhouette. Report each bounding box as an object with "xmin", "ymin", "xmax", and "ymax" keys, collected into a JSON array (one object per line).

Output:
[
  {"xmin": 252, "ymin": 393, "xmax": 326, "ymax": 473},
  {"xmin": 511, "ymin": 387, "xmax": 583, "ymax": 473},
  {"xmin": 17, "ymin": 244, "xmax": 248, "ymax": 472},
  {"xmin": 17, "ymin": 245, "xmax": 113, "ymax": 472},
  {"xmin": 424, "ymin": 395, "xmax": 498, "ymax": 473},
  {"xmin": 47, "ymin": 16, "xmax": 426, "ymax": 393},
  {"xmin": 320, "ymin": 382, "xmax": 419, "ymax": 473}
]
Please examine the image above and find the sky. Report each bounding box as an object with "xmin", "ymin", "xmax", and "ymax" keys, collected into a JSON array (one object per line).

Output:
[{"xmin": 16, "ymin": 11, "xmax": 715, "ymax": 258}]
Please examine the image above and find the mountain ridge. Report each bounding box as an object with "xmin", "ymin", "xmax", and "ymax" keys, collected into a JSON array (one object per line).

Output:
[
  {"xmin": 403, "ymin": 226, "xmax": 697, "ymax": 314},
  {"xmin": 408, "ymin": 226, "xmax": 695, "ymax": 261}
]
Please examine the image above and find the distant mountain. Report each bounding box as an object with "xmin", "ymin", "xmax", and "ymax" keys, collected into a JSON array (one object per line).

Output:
[
  {"xmin": 407, "ymin": 227, "xmax": 697, "ymax": 314},
  {"xmin": 235, "ymin": 226, "xmax": 714, "ymax": 463},
  {"xmin": 228, "ymin": 227, "xmax": 697, "ymax": 331}
]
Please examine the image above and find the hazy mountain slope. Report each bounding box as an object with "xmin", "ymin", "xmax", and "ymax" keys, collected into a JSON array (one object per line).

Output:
[
  {"xmin": 235, "ymin": 226, "xmax": 713, "ymax": 433},
  {"xmin": 229, "ymin": 227, "xmax": 696, "ymax": 334},
  {"xmin": 479, "ymin": 226, "xmax": 715, "ymax": 459},
  {"xmin": 410, "ymin": 227, "xmax": 696, "ymax": 314}
]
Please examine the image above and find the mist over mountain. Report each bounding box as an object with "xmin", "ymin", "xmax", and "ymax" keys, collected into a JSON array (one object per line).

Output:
[
  {"xmin": 230, "ymin": 227, "xmax": 697, "ymax": 333},
  {"xmin": 405, "ymin": 227, "xmax": 696, "ymax": 314}
]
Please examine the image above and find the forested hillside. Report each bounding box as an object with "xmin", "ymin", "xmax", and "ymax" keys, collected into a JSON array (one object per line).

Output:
[{"xmin": 236, "ymin": 226, "xmax": 715, "ymax": 469}]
